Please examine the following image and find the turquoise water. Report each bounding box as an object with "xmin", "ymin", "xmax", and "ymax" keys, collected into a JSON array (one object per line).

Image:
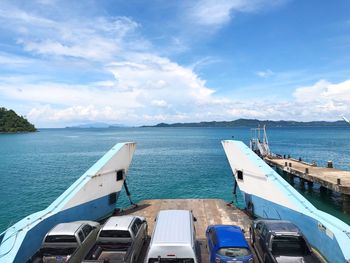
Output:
[{"xmin": 0, "ymin": 127, "xmax": 349, "ymax": 232}]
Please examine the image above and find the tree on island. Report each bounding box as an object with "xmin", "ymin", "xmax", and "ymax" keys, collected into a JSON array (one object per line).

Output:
[{"xmin": 0, "ymin": 107, "xmax": 37, "ymax": 133}]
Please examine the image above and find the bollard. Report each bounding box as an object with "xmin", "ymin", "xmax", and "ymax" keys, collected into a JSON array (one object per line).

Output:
[
  {"xmin": 305, "ymin": 168, "xmax": 309, "ymax": 174},
  {"xmin": 327, "ymin": 161, "xmax": 333, "ymax": 168},
  {"xmin": 285, "ymin": 162, "xmax": 288, "ymax": 167},
  {"xmin": 289, "ymin": 162, "xmax": 292, "ymax": 167},
  {"xmin": 337, "ymin": 178, "xmax": 341, "ymax": 185}
]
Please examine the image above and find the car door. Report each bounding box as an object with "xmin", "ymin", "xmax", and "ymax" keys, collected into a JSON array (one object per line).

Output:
[
  {"xmin": 207, "ymin": 228, "xmax": 217, "ymax": 263},
  {"xmin": 254, "ymin": 222, "xmax": 264, "ymax": 259},
  {"xmin": 81, "ymin": 224, "xmax": 96, "ymax": 256},
  {"xmin": 259, "ymin": 226, "xmax": 270, "ymax": 262},
  {"xmin": 73, "ymin": 229, "xmax": 86, "ymax": 263}
]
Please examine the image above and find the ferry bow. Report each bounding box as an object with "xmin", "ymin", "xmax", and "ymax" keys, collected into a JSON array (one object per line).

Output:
[
  {"xmin": 0, "ymin": 142, "xmax": 136, "ymax": 263},
  {"xmin": 222, "ymin": 140, "xmax": 350, "ymax": 263}
]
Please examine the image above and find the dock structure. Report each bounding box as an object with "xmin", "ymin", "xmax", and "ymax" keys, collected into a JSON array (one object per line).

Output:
[
  {"xmin": 265, "ymin": 156, "xmax": 350, "ymax": 213},
  {"xmin": 117, "ymin": 199, "xmax": 257, "ymax": 263}
]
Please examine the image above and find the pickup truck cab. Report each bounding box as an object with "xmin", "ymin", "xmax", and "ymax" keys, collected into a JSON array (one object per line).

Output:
[
  {"xmin": 250, "ymin": 220, "xmax": 322, "ymax": 263},
  {"xmin": 30, "ymin": 221, "xmax": 100, "ymax": 263},
  {"xmin": 83, "ymin": 216, "xmax": 147, "ymax": 263}
]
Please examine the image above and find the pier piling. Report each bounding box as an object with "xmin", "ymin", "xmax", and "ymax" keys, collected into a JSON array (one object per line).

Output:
[
  {"xmin": 264, "ymin": 156, "xmax": 350, "ymax": 214},
  {"xmin": 343, "ymin": 195, "xmax": 350, "ymax": 214},
  {"xmin": 299, "ymin": 178, "xmax": 305, "ymax": 190},
  {"xmin": 307, "ymin": 181, "xmax": 313, "ymax": 188}
]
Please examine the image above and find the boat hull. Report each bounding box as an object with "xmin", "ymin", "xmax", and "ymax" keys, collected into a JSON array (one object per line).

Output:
[
  {"xmin": 222, "ymin": 140, "xmax": 350, "ymax": 263},
  {"xmin": 0, "ymin": 142, "xmax": 136, "ymax": 263}
]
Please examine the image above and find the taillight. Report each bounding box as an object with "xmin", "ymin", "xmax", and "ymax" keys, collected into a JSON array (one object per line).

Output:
[{"xmin": 215, "ymin": 257, "xmax": 221, "ymax": 263}]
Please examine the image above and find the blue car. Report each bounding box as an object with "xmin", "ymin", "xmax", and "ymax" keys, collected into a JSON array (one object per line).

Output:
[{"xmin": 206, "ymin": 225, "xmax": 254, "ymax": 263}]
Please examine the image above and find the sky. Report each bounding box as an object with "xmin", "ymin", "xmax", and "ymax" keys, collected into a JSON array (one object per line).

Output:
[{"xmin": 0, "ymin": 0, "xmax": 350, "ymax": 127}]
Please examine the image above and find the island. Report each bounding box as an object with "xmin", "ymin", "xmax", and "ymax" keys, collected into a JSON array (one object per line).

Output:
[
  {"xmin": 0, "ymin": 107, "xmax": 37, "ymax": 133},
  {"xmin": 143, "ymin": 118, "xmax": 348, "ymax": 128}
]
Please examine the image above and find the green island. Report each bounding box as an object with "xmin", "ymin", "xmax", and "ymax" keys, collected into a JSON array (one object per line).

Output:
[
  {"xmin": 0, "ymin": 107, "xmax": 37, "ymax": 133},
  {"xmin": 143, "ymin": 118, "xmax": 348, "ymax": 128}
]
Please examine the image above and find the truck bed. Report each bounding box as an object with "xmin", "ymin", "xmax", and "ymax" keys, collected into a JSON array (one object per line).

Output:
[
  {"xmin": 28, "ymin": 247, "xmax": 77, "ymax": 263},
  {"xmin": 84, "ymin": 242, "xmax": 131, "ymax": 262}
]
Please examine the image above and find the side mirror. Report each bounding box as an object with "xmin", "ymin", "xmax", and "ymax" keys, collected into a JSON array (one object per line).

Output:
[{"xmin": 241, "ymin": 229, "xmax": 245, "ymax": 234}]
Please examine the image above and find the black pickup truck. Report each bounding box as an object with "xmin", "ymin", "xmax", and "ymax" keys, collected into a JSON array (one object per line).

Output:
[{"xmin": 250, "ymin": 220, "xmax": 322, "ymax": 263}]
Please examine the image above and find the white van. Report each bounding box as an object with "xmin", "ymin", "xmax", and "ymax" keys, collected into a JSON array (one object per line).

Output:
[{"xmin": 145, "ymin": 210, "xmax": 199, "ymax": 263}]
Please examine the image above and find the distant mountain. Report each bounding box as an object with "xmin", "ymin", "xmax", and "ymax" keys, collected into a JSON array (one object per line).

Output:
[
  {"xmin": 0, "ymin": 107, "xmax": 36, "ymax": 133},
  {"xmin": 66, "ymin": 122, "xmax": 126, "ymax": 128},
  {"xmin": 143, "ymin": 118, "xmax": 348, "ymax": 128}
]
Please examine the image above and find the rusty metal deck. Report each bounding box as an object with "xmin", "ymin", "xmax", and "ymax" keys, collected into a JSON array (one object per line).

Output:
[{"xmin": 116, "ymin": 199, "xmax": 256, "ymax": 263}]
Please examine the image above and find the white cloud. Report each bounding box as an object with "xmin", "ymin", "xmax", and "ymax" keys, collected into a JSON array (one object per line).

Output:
[
  {"xmin": 28, "ymin": 105, "xmax": 130, "ymax": 122},
  {"xmin": 291, "ymin": 79, "xmax": 350, "ymax": 119},
  {"xmin": 189, "ymin": 0, "xmax": 286, "ymax": 26},
  {"xmin": 1, "ymin": 1, "xmax": 348, "ymax": 127},
  {"xmin": 294, "ymin": 79, "xmax": 350, "ymax": 103},
  {"xmin": 151, "ymin": 100, "xmax": 169, "ymax": 108},
  {"xmin": 256, "ymin": 69, "xmax": 275, "ymax": 78}
]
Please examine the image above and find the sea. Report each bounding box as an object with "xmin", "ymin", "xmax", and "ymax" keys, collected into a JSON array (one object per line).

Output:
[{"xmin": 0, "ymin": 127, "xmax": 350, "ymax": 233}]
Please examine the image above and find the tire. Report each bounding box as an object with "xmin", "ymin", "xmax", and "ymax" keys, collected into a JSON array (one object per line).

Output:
[{"xmin": 247, "ymin": 202, "xmax": 255, "ymax": 217}]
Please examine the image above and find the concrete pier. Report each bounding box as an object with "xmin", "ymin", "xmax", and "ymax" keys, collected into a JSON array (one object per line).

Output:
[{"xmin": 265, "ymin": 157, "xmax": 350, "ymax": 213}]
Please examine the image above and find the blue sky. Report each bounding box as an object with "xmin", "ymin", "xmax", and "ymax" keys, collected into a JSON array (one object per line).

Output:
[{"xmin": 0, "ymin": 0, "xmax": 350, "ymax": 127}]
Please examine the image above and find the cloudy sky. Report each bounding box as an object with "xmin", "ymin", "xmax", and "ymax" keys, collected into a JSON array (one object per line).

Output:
[{"xmin": 1, "ymin": 0, "xmax": 350, "ymax": 127}]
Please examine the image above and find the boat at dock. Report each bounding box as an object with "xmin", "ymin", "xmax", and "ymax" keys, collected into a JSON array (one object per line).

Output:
[{"xmin": 1, "ymin": 139, "xmax": 350, "ymax": 262}]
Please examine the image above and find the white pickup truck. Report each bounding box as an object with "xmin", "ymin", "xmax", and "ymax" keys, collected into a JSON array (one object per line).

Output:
[
  {"xmin": 29, "ymin": 221, "xmax": 100, "ymax": 263},
  {"xmin": 82, "ymin": 216, "xmax": 148, "ymax": 263}
]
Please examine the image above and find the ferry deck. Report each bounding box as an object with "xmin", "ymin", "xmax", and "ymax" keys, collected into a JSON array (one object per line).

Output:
[{"xmin": 116, "ymin": 198, "xmax": 259, "ymax": 263}]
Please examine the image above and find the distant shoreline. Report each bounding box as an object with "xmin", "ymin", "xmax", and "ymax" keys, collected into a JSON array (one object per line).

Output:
[{"xmin": 141, "ymin": 118, "xmax": 349, "ymax": 128}]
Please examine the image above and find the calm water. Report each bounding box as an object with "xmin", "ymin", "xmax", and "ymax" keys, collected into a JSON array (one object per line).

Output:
[{"xmin": 0, "ymin": 127, "xmax": 349, "ymax": 232}]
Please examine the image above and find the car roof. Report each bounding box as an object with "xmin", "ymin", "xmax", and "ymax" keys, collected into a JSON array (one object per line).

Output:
[
  {"xmin": 151, "ymin": 210, "xmax": 193, "ymax": 246},
  {"xmin": 211, "ymin": 225, "xmax": 249, "ymax": 248},
  {"xmin": 48, "ymin": 222, "xmax": 84, "ymax": 236},
  {"xmin": 257, "ymin": 220, "xmax": 300, "ymax": 233},
  {"xmin": 102, "ymin": 216, "xmax": 135, "ymax": 231},
  {"xmin": 48, "ymin": 220, "xmax": 99, "ymax": 236}
]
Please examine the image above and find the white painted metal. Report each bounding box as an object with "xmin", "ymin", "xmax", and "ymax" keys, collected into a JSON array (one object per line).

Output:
[
  {"xmin": 63, "ymin": 143, "xmax": 136, "ymax": 210},
  {"xmin": 250, "ymin": 125, "xmax": 271, "ymax": 157},
  {"xmin": 342, "ymin": 116, "xmax": 350, "ymax": 125},
  {"xmin": 222, "ymin": 140, "xmax": 299, "ymax": 211}
]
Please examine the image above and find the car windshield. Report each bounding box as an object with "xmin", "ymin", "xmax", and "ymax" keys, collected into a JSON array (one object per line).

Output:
[
  {"xmin": 217, "ymin": 247, "xmax": 251, "ymax": 257},
  {"xmin": 99, "ymin": 230, "xmax": 131, "ymax": 238},
  {"xmin": 44, "ymin": 235, "xmax": 77, "ymax": 243},
  {"xmin": 148, "ymin": 259, "xmax": 194, "ymax": 263},
  {"xmin": 272, "ymin": 236, "xmax": 310, "ymax": 256}
]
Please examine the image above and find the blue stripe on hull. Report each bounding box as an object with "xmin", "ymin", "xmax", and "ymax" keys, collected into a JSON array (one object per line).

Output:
[
  {"xmin": 242, "ymin": 191, "xmax": 345, "ymax": 263},
  {"xmin": 14, "ymin": 191, "xmax": 120, "ymax": 263}
]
